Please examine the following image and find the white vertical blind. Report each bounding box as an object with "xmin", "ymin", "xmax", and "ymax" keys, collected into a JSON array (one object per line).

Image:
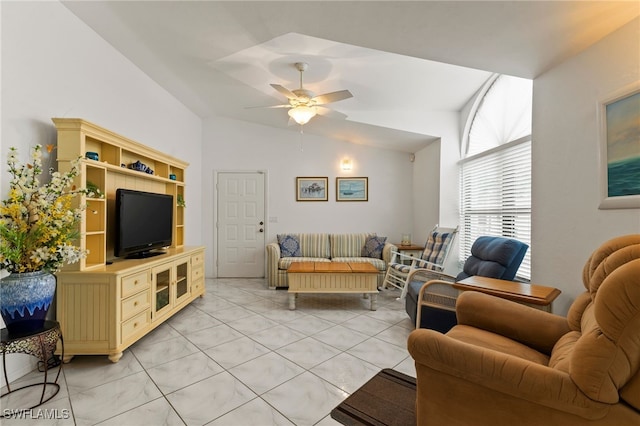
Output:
[
  {"xmin": 460, "ymin": 74, "xmax": 532, "ymax": 281},
  {"xmin": 459, "ymin": 139, "xmax": 532, "ymax": 280}
]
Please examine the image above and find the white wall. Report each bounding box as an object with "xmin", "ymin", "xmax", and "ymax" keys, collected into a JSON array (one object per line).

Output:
[
  {"xmin": 202, "ymin": 116, "xmax": 415, "ymax": 277},
  {"xmin": 1, "ymin": 1, "xmax": 202, "ymax": 382},
  {"xmin": 412, "ymin": 110, "xmax": 463, "ymax": 274},
  {"xmin": 532, "ymin": 17, "xmax": 640, "ymax": 315},
  {"xmin": 412, "ymin": 140, "xmax": 439, "ymax": 240}
]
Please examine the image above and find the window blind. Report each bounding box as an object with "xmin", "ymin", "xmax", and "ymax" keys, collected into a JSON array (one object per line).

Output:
[{"xmin": 459, "ymin": 139, "xmax": 532, "ymax": 280}]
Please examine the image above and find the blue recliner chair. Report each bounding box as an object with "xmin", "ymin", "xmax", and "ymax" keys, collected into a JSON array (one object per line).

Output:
[{"xmin": 405, "ymin": 236, "xmax": 529, "ymax": 332}]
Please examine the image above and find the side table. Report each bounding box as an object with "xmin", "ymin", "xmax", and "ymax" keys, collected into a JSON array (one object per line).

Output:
[
  {"xmin": 454, "ymin": 276, "xmax": 561, "ymax": 312},
  {"xmin": 392, "ymin": 243, "xmax": 424, "ymax": 265},
  {"xmin": 1, "ymin": 320, "xmax": 64, "ymax": 411}
]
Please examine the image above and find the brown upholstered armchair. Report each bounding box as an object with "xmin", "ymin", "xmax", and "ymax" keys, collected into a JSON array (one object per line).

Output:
[{"xmin": 408, "ymin": 235, "xmax": 640, "ymax": 425}]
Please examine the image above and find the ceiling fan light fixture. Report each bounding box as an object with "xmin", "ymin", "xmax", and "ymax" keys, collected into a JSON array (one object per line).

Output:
[{"xmin": 288, "ymin": 105, "xmax": 317, "ymax": 125}]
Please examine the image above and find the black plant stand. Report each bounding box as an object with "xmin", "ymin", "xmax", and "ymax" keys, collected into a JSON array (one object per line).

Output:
[{"xmin": 1, "ymin": 320, "xmax": 64, "ymax": 414}]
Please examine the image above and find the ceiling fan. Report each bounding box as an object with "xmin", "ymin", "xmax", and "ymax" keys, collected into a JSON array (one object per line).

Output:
[{"xmin": 255, "ymin": 62, "xmax": 353, "ymax": 125}]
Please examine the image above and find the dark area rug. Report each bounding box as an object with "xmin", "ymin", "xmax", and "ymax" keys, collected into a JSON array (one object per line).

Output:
[{"xmin": 331, "ymin": 368, "xmax": 416, "ymax": 426}]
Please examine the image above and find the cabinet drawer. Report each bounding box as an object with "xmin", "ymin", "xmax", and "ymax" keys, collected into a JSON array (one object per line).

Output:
[
  {"xmin": 121, "ymin": 290, "xmax": 151, "ymax": 321},
  {"xmin": 192, "ymin": 278, "xmax": 204, "ymax": 296},
  {"xmin": 192, "ymin": 265, "xmax": 204, "ymax": 281},
  {"xmin": 191, "ymin": 252, "xmax": 204, "ymax": 266},
  {"xmin": 122, "ymin": 271, "xmax": 150, "ymax": 298},
  {"xmin": 121, "ymin": 309, "xmax": 150, "ymax": 343}
]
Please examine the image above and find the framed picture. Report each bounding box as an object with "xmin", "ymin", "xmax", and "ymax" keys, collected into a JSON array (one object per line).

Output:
[
  {"xmin": 598, "ymin": 81, "xmax": 640, "ymax": 209},
  {"xmin": 296, "ymin": 177, "xmax": 328, "ymax": 201},
  {"xmin": 336, "ymin": 177, "xmax": 368, "ymax": 201}
]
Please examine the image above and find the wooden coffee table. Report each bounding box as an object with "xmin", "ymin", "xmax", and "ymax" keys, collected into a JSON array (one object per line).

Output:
[{"xmin": 287, "ymin": 262, "xmax": 379, "ymax": 310}]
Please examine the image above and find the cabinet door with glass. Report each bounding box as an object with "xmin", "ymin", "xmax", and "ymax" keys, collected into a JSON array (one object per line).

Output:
[
  {"xmin": 152, "ymin": 264, "xmax": 173, "ymax": 319},
  {"xmin": 174, "ymin": 257, "xmax": 190, "ymax": 307}
]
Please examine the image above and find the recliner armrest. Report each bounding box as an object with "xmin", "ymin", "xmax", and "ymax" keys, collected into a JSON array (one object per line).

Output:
[{"xmin": 456, "ymin": 291, "xmax": 570, "ymax": 355}]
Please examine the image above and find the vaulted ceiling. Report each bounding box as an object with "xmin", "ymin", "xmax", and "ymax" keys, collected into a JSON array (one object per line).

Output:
[{"xmin": 63, "ymin": 1, "xmax": 639, "ymax": 152}]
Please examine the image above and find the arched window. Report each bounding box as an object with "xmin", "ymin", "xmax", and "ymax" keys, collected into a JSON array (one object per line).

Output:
[{"xmin": 459, "ymin": 75, "xmax": 533, "ymax": 280}]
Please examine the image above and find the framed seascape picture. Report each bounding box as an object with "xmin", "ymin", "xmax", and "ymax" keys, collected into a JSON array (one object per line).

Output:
[
  {"xmin": 336, "ymin": 177, "xmax": 368, "ymax": 201},
  {"xmin": 598, "ymin": 82, "xmax": 640, "ymax": 209},
  {"xmin": 296, "ymin": 177, "xmax": 328, "ymax": 201}
]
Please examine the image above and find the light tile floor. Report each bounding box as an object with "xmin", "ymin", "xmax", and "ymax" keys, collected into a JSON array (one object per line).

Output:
[{"xmin": 1, "ymin": 278, "xmax": 416, "ymax": 425}]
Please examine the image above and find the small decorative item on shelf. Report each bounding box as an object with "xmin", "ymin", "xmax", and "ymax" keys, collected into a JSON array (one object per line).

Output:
[
  {"xmin": 121, "ymin": 163, "xmax": 126, "ymax": 168},
  {"xmin": 177, "ymin": 194, "xmax": 186, "ymax": 208},
  {"xmin": 0, "ymin": 145, "xmax": 89, "ymax": 333},
  {"xmin": 129, "ymin": 160, "xmax": 148, "ymax": 172},
  {"xmin": 401, "ymin": 233, "xmax": 412, "ymax": 246},
  {"xmin": 85, "ymin": 181, "xmax": 104, "ymax": 199},
  {"xmin": 85, "ymin": 151, "xmax": 99, "ymax": 161},
  {"xmin": 169, "ymin": 173, "xmax": 177, "ymax": 180}
]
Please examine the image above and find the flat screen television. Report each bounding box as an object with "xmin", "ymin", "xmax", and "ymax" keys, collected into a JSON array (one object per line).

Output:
[{"xmin": 115, "ymin": 189, "xmax": 173, "ymax": 259}]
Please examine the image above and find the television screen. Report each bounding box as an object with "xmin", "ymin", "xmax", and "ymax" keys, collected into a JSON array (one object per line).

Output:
[{"xmin": 115, "ymin": 189, "xmax": 173, "ymax": 258}]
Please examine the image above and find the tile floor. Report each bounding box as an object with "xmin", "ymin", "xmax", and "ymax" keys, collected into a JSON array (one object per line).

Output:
[{"xmin": 1, "ymin": 278, "xmax": 416, "ymax": 425}]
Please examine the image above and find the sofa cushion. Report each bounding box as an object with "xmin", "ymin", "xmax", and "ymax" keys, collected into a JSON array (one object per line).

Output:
[
  {"xmin": 362, "ymin": 235, "xmax": 387, "ymax": 259},
  {"xmin": 331, "ymin": 257, "xmax": 386, "ymax": 271},
  {"xmin": 330, "ymin": 233, "xmax": 374, "ymax": 258},
  {"xmin": 278, "ymin": 234, "xmax": 302, "ymax": 257},
  {"xmin": 299, "ymin": 233, "xmax": 331, "ymax": 258},
  {"xmin": 421, "ymin": 231, "xmax": 455, "ymax": 270}
]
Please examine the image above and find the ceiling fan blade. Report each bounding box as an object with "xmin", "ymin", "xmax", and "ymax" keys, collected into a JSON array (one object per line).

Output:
[
  {"xmin": 316, "ymin": 106, "xmax": 348, "ymax": 120},
  {"xmin": 270, "ymin": 84, "xmax": 298, "ymax": 100},
  {"xmin": 245, "ymin": 104, "xmax": 290, "ymax": 109},
  {"xmin": 312, "ymin": 90, "xmax": 353, "ymax": 105}
]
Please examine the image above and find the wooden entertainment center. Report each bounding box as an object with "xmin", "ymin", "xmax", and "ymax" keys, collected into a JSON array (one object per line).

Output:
[{"xmin": 53, "ymin": 118, "xmax": 205, "ymax": 363}]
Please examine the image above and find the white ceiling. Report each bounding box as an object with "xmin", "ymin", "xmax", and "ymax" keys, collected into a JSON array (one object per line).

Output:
[{"xmin": 62, "ymin": 1, "xmax": 639, "ymax": 153}]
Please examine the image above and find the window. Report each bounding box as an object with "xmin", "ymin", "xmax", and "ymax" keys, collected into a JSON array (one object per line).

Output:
[{"xmin": 459, "ymin": 75, "xmax": 532, "ymax": 280}]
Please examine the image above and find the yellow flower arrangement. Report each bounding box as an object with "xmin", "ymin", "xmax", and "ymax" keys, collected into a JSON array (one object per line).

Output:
[{"xmin": 0, "ymin": 145, "xmax": 90, "ymax": 273}]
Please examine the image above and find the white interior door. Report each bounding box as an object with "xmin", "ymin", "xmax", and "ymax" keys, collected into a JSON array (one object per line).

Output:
[{"xmin": 217, "ymin": 171, "xmax": 266, "ymax": 277}]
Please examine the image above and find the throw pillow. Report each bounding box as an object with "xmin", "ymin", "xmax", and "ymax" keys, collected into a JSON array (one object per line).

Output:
[
  {"xmin": 361, "ymin": 235, "xmax": 387, "ymax": 259},
  {"xmin": 278, "ymin": 234, "xmax": 301, "ymax": 257}
]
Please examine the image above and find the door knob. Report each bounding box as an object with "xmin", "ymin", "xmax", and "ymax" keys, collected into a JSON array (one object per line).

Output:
[
  {"xmin": 259, "ymin": 221, "xmax": 264, "ymax": 225},
  {"xmin": 259, "ymin": 228, "xmax": 264, "ymax": 232}
]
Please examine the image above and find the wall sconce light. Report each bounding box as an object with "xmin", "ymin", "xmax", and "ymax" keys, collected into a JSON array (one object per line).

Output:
[{"xmin": 341, "ymin": 158, "xmax": 353, "ymax": 171}]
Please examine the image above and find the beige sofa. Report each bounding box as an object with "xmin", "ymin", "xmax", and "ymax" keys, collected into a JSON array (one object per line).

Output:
[{"xmin": 266, "ymin": 233, "xmax": 396, "ymax": 289}]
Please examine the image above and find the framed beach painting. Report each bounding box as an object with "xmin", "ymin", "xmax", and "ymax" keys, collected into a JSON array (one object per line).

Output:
[
  {"xmin": 336, "ymin": 177, "xmax": 368, "ymax": 201},
  {"xmin": 598, "ymin": 82, "xmax": 640, "ymax": 209},
  {"xmin": 296, "ymin": 177, "xmax": 328, "ymax": 201}
]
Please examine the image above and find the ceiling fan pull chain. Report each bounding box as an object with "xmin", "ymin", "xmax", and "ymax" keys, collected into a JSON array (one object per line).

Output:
[{"xmin": 299, "ymin": 125, "xmax": 304, "ymax": 152}]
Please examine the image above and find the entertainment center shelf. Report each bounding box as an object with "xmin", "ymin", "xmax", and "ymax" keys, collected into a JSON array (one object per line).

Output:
[
  {"xmin": 53, "ymin": 118, "xmax": 188, "ymax": 271},
  {"xmin": 52, "ymin": 118, "xmax": 203, "ymax": 362}
]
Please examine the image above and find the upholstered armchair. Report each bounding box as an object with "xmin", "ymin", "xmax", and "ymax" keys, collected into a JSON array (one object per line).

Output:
[
  {"xmin": 407, "ymin": 235, "xmax": 640, "ymax": 425},
  {"xmin": 405, "ymin": 236, "xmax": 528, "ymax": 331}
]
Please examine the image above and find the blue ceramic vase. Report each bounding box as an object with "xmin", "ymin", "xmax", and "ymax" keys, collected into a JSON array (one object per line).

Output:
[{"xmin": 0, "ymin": 270, "xmax": 56, "ymax": 333}]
